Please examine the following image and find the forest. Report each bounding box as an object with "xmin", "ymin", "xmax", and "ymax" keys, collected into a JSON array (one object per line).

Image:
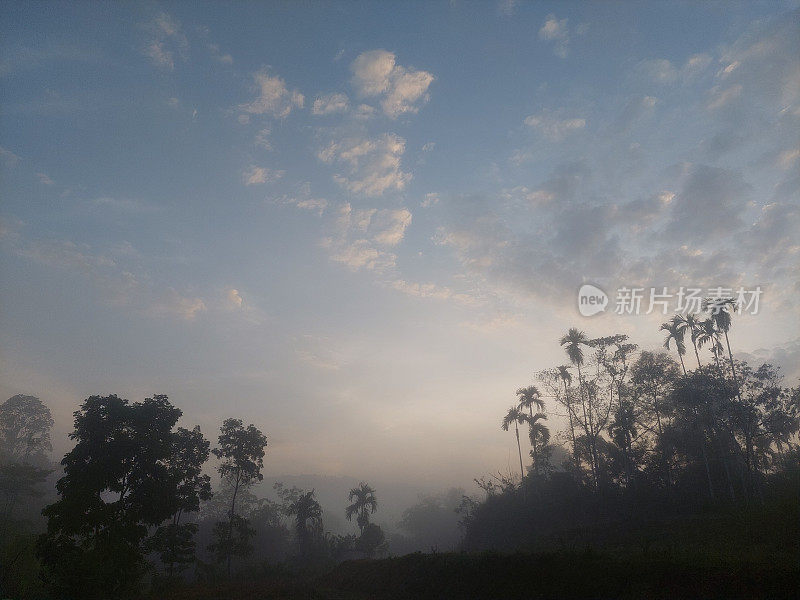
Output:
[{"xmin": 1, "ymin": 298, "xmax": 798, "ymax": 599}]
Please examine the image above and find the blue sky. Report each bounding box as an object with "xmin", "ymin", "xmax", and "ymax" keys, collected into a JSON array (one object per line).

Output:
[{"xmin": 1, "ymin": 1, "xmax": 798, "ymax": 490}]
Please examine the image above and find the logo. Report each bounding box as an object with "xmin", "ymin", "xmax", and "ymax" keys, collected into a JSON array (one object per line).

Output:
[{"xmin": 578, "ymin": 284, "xmax": 608, "ymax": 317}]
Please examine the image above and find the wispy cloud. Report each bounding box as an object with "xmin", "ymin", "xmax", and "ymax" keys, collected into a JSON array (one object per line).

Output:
[
  {"xmin": 142, "ymin": 12, "xmax": 188, "ymax": 71},
  {"xmin": 318, "ymin": 134, "xmax": 411, "ymax": 196},
  {"xmin": 240, "ymin": 69, "xmax": 304, "ymax": 118}
]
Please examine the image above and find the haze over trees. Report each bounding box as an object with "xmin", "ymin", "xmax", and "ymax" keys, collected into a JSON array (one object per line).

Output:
[{"xmin": 0, "ymin": 298, "xmax": 797, "ymax": 598}]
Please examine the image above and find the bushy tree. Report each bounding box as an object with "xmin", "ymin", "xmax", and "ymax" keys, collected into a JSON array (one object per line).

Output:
[
  {"xmin": 210, "ymin": 418, "xmax": 268, "ymax": 577},
  {"xmin": 37, "ymin": 395, "xmax": 183, "ymax": 599}
]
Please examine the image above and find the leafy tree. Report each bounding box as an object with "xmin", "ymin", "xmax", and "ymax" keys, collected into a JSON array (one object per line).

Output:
[
  {"xmin": 631, "ymin": 352, "xmax": 680, "ymax": 495},
  {"xmin": 208, "ymin": 515, "xmax": 255, "ymax": 567},
  {"xmin": 0, "ymin": 395, "xmax": 54, "ymax": 463},
  {"xmin": 37, "ymin": 394, "xmax": 183, "ymax": 599},
  {"xmin": 148, "ymin": 425, "xmax": 212, "ymax": 578},
  {"xmin": 0, "ymin": 395, "xmax": 54, "ymax": 528},
  {"xmin": 345, "ymin": 482, "xmax": 378, "ymax": 535},
  {"xmin": 211, "ymin": 418, "xmax": 268, "ymax": 577},
  {"xmin": 556, "ymin": 366, "xmax": 578, "ymax": 458},
  {"xmin": 559, "ymin": 328, "xmax": 601, "ymax": 487},
  {"xmin": 0, "ymin": 462, "xmax": 51, "ymax": 525},
  {"xmin": 356, "ymin": 523, "xmax": 387, "ymax": 557}
]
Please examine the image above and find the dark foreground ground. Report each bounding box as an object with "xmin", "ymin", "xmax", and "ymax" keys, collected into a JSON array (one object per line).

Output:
[
  {"xmin": 162, "ymin": 549, "xmax": 799, "ymax": 600},
  {"xmin": 160, "ymin": 499, "xmax": 799, "ymax": 600}
]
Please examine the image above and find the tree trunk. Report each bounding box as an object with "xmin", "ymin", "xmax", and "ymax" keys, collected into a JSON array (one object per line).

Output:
[
  {"xmin": 576, "ymin": 364, "xmax": 598, "ymax": 490},
  {"xmin": 227, "ymin": 471, "xmax": 240, "ymax": 579},
  {"xmin": 514, "ymin": 422, "xmax": 524, "ymax": 482},
  {"xmin": 563, "ymin": 381, "xmax": 577, "ymax": 460},
  {"xmin": 700, "ymin": 435, "xmax": 714, "ymax": 500}
]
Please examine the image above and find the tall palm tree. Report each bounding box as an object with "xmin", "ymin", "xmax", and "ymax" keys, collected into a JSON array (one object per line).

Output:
[
  {"xmin": 660, "ymin": 316, "xmax": 687, "ymax": 374},
  {"xmin": 516, "ymin": 386, "xmax": 545, "ymax": 419},
  {"xmin": 345, "ymin": 482, "xmax": 378, "ymax": 536},
  {"xmin": 677, "ymin": 313, "xmax": 703, "ymax": 369},
  {"xmin": 696, "ymin": 317, "xmax": 724, "ymax": 371},
  {"xmin": 704, "ymin": 298, "xmax": 737, "ymax": 381},
  {"xmin": 501, "ymin": 406, "xmax": 526, "ymax": 482},
  {"xmin": 525, "ymin": 413, "xmax": 550, "ymax": 474},
  {"xmin": 559, "ymin": 328, "xmax": 597, "ymax": 486},
  {"xmin": 556, "ymin": 365, "xmax": 577, "ymax": 457}
]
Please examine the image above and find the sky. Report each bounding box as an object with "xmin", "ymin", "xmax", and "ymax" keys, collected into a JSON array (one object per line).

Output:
[{"xmin": 1, "ymin": 1, "xmax": 799, "ymax": 492}]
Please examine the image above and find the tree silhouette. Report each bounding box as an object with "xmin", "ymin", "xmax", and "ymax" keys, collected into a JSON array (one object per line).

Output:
[
  {"xmin": 677, "ymin": 313, "xmax": 703, "ymax": 368},
  {"xmin": 556, "ymin": 365, "xmax": 577, "ymax": 458},
  {"xmin": 501, "ymin": 406, "xmax": 526, "ymax": 482},
  {"xmin": 705, "ymin": 298, "xmax": 740, "ymax": 390},
  {"xmin": 211, "ymin": 418, "xmax": 268, "ymax": 578},
  {"xmin": 560, "ymin": 328, "xmax": 599, "ymax": 487},
  {"xmin": 524, "ymin": 413, "xmax": 550, "ymax": 475},
  {"xmin": 37, "ymin": 394, "xmax": 184, "ymax": 599},
  {"xmin": 148, "ymin": 425, "xmax": 212, "ymax": 578},
  {"xmin": 0, "ymin": 395, "xmax": 54, "ymax": 462},
  {"xmin": 660, "ymin": 316, "xmax": 687, "ymax": 375},
  {"xmin": 345, "ymin": 482, "xmax": 378, "ymax": 536},
  {"xmin": 0, "ymin": 395, "xmax": 53, "ymax": 528},
  {"xmin": 286, "ymin": 490, "xmax": 322, "ymax": 557}
]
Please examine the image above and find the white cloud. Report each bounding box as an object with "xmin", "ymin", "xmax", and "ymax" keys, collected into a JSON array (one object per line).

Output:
[
  {"xmin": 226, "ymin": 288, "xmax": 243, "ymax": 309},
  {"xmin": 242, "ymin": 165, "xmax": 285, "ymax": 185},
  {"xmin": 36, "ymin": 172, "xmax": 54, "ymax": 185},
  {"xmin": 240, "ymin": 69, "xmax": 304, "ymax": 118},
  {"xmin": 637, "ymin": 53, "xmax": 713, "ymax": 84},
  {"xmin": 272, "ymin": 183, "xmax": 328, "ymax": 216},
  {"xmin": 321, "ymin": 203, "xmax": 412, "ymax": 272},
  {"xmin": 351, "ymin": 50, "xmax": 435, "ymax": 118},
  {"xmin": 142, "ymin": 12, "xmax": 188, "ymax": 71},
  {"xmin": 538, "ymin": 14, "xmax": 570, "ymax": 58},
  {"xmin": 319, "ymin": 133, "xmax": 411, "ymax": 196},
  {"xmin": 312, "ymin": 92, "xmax": 349, "ymax": 115},
  {"xmin": 524, "ymin": 111, "xmax": 586, "ymax": 141},
  {"xmin": 371, "ymin": 208, "xmax": 412, "ymax": 246}
]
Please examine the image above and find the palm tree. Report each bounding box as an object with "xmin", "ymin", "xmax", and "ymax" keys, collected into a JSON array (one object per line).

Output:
[
  {"xmin": 660, "ymin": 316, "xmax": 687, "ymax": 374},
  {"xmin": 287, "ymin": 490, "xmax": 322, "ymax": 556},
  {"xmin": 345, "ymin": 482, "xmax": 378, "ymax": 536},
  {"xmin": 501, "ymin": 406, "xmax": 526, "ymax": 482},
  {"xmin": 516, "ymin": 386, "xmax": 545, "ymax": 419},
  {"xmin": 560, "ymin": 328, "xmax": 601, "ymax": 488},
  {"xmin": 525, "ymin": 413, "xmax": 550, "ymax": 475},
  {"xmin": 704, "ymin": 298, "xmax": 738, "ymax": 381},
  {"xmin": 696, "ymin": 318, "xmax": 724, "ymax": 371},
  {"xmin": 677, "ymin": 313, "xmax": 703, "ymax": 369},
  {"xmin": 556, "ymin": 365, "xmax": 577, "ymax": 457}
]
